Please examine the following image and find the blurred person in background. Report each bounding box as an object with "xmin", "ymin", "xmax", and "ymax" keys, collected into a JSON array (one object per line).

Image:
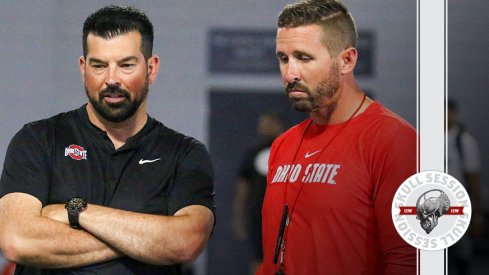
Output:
[
  {"xmin": 232, "ymin": 112, "xmax": 283, "ymax": 275},
  {"xmin": 447, "ymin": 97, "xmax": 484, "ymax": 275}
]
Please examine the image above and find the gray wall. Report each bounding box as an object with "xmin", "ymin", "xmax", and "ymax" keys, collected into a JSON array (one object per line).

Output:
[
  {"xmin": 448, "ymin": 1, "xmax": 489, "ymax": 209},
  {"xmin": 0, "ymin": 0, "xmax": 416, "ymax": 161}
]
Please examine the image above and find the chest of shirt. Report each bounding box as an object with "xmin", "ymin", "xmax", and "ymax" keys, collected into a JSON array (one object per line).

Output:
[
  {"xmin": 270, "ymin": 135, "xmax": 373, "ymax": 193},
  {"xmin": 47, "ymin": 125, "xmax": 180, "ymax": 214}
]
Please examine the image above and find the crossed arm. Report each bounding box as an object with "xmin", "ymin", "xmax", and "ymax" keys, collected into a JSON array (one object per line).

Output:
[{"xmin": 0, "ymin": 192, "xmax": 214, "ymax": 268}]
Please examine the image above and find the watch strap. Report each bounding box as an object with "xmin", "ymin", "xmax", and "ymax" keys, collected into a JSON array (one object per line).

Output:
[
  {"xmin": 68, "ymin": 210, "xmax": 82, "ymax": 229},
  {"xmin": 66, "ymin": 197, "xmax": 87, "ymax": 229}
]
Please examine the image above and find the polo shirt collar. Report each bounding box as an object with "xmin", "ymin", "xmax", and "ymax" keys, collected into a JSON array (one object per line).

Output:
[{"xmin": 75, "ymin": 104, "xmax": 157, "ymax": 150}]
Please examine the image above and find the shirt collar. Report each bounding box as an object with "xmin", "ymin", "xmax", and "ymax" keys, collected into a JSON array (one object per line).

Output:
[{"xmin": 75, "ymin": 104, "xmax": 157, "ymax": 150}]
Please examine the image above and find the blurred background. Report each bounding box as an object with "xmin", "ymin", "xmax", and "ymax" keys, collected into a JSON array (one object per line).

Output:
[
  {"xmin": 448, "ymin": 1, "xmax": 489, "ymax": 274},
  {"xmin": 0, "ymin": 0, "xmax": 486, "ymax": 274}
]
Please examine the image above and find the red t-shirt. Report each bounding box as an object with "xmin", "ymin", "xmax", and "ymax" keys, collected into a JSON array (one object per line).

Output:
[{"xmin": 259, "ymin": 102, "xmax": 416, "ymax": 275}]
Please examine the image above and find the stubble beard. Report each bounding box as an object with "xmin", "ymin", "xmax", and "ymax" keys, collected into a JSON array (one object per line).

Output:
[{"xmin": 287, "ymin": 62, "xmax": 340, "ymax": 113}]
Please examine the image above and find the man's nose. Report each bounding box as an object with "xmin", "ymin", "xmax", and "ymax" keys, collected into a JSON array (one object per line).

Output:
[
  {"xmin": 105, "ymin": 65, "xmax": 121, "ymax": 87},
  {"xmin": 283, "ymin": 62, "xmax": 300, "ymax": 84}
]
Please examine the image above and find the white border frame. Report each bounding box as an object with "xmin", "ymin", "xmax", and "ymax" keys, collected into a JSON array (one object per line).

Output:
[{"xmin": 418, "ymin": 0, "xmax": 447, "ymax": 274}]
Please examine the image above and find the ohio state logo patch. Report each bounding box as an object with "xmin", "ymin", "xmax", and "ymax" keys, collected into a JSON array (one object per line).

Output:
[
  {"xmin": 391, "ymin": 171, "xmax": 471, "ymax": 251},
  {"xmin": 65, "ymin": 144, "xmax": 88, "ymax": 160}
]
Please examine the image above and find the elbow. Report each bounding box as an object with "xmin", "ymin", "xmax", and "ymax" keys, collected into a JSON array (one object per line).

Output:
[
  {"xmin": 183, "ymin": 240, "xmax": 206, "ymax": 263},
  {"xmin": 0, "ymin": 233, "xmax": 42, "ymax": 266},
  {"xmin": 171, "ymin": 236, "xmax": 208, "ymax": 264},
  {"xmin": 1, "ymin": 235, "xmax": 27, "ymax": 263}
]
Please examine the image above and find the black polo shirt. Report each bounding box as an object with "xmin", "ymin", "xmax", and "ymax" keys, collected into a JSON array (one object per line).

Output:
[{"xmin": 0, "ymin": 105, "xmax": 215, "ymax": 275}]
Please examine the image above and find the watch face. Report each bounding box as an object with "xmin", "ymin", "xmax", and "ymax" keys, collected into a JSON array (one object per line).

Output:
[{"xmin": 67, "ymin": 197, "xmax": 87, "ymax": 210}]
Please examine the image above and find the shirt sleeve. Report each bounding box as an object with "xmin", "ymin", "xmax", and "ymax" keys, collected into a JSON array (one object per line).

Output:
[
  {"xmin": 371, "ymin": 121, "xmax": 417, "ymax": 274},
  {"xmin": 166, "ymin": 138, "xmax": 215, "ymax": 218},
  {"xmin": 0, "ymin": 122, "xmax": 51, "ymax": 205}
]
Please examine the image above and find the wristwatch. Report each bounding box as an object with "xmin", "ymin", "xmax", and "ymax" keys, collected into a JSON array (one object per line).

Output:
[{"xmin": 65, "ymin": 197, "xmax": 87, "ymax": 229}]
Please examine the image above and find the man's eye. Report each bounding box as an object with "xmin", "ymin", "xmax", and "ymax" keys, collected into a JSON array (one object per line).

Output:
[
  {"xmin": 277, "ymin": 56, "xmax": 288, "ymax": 63},
  {"xmin": 91, "ymin": 64, "xmax": 107, "ymax": 70},
  {"xmin": 121, "ymin": 64, "xmax": 135, "ymax": 68},
  {"xmin": 299, "ymin": 55, "xmax": 311, "ymax": 62}
]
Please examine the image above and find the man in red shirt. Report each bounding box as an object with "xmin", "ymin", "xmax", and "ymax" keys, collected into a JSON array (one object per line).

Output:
[{"xmin": 258, "ymin": 1, "xmax": 416, "ymax": 274}]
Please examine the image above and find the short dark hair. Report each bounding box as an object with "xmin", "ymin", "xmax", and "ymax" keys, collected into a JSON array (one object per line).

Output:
[
  {"xmin": 278, "ymin": 0, "xmax": 357, "ymax": 56},
  {"xmin": 82, "ymin": 5, "xmax": 154, "ymax": 60}
]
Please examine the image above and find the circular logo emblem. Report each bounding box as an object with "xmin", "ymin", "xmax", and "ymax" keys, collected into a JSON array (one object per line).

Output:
[
  {"xmin": 64, "ymin": 144, "xmax": 88, "ymax": 160},
  {"xmin": 391, "ymin": 170, "xmax": 471, "ymax": 251}
]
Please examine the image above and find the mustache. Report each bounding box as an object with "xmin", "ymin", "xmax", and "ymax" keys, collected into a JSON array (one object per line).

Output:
[
  {"xmin": 100, "ymin": 86, "xmax": 130, "ymax": 98},
  {"xmin": 286, "ymin": 81, "xmax": 309, "ymax": 94}
]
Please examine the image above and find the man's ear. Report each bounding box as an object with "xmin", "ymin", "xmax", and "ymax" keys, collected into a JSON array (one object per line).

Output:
[
  {"xmin": 79, "ymin": 56, "xmax": 86, "ymax": 82},
  {"xmin": 339, "ymin": 47, "xmax": 358, "ymax": 74},
  {"xmin": 147, "ymin": 55, "xmax": 160, "ymax": 84}
]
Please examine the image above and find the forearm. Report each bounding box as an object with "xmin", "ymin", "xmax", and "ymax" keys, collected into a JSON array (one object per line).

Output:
[
  {"xmin": 79, "ymin": 204, "xmax": 214, "ymax": 265},
  {"xmin": 8, "ymin": 223, "xmax": 121, "ymax": 268},
  {"xmin": 0, "ymin": 193, "xmax": 121, "ymax": 268}
]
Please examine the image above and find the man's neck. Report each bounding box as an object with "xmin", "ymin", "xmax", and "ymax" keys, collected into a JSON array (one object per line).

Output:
[
  {"xmin": 310, "ymin": 82, "xmax": 370, "ymax": 126},
  {"xmin": 86, "ymin": 104, "xmax": 148, "ymax": 150}
]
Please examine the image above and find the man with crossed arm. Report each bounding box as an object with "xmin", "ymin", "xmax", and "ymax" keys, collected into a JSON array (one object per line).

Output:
[{"xmin": 0, "ymin": 6, "xmax": 214, "ymax": 275}]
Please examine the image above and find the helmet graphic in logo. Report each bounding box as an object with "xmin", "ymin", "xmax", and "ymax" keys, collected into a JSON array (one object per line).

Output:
[{"xmin": 416, "ymin": 189, "xmax": 450, "ymax": 234}]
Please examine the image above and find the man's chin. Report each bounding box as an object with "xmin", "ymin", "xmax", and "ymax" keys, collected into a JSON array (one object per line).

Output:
[
  {"xmin": 92, "ymin": 104, "xmax": 132, "ymax": 122},
  {"xmin": 105, "ymin": 102, "xmax": 127, "ymax": 109},
  {"xmin": 291, "ymin": 100, "xmax": 313, "ymax": 113}
]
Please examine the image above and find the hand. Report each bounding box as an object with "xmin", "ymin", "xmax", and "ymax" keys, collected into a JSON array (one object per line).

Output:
[{"xmin": 42, "ymin": 204, "xmax": 69, "ymax": 224}]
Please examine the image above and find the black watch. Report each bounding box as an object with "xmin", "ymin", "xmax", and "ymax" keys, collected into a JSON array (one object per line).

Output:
[{"xmin": 65, "ymin": 197, "xmax": 87, "ymax": 229}]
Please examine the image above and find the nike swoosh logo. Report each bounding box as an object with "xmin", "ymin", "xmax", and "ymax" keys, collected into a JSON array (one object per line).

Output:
[
  {"xmin": 305, "ymin": 150, "xmax": 321, "ymax": 158},
  {"xmin": 139, "ymin": 158, "xmax": 161, "ymax": 164}
]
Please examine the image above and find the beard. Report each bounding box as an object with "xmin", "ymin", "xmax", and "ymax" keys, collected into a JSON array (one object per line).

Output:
[
  {"xmin": 286, "ymin": 62, "xmax": 340, "ymax": 113},
  {"xmin": 86, "ymin": 80, "xmax": 148, "ymax": 123}
]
